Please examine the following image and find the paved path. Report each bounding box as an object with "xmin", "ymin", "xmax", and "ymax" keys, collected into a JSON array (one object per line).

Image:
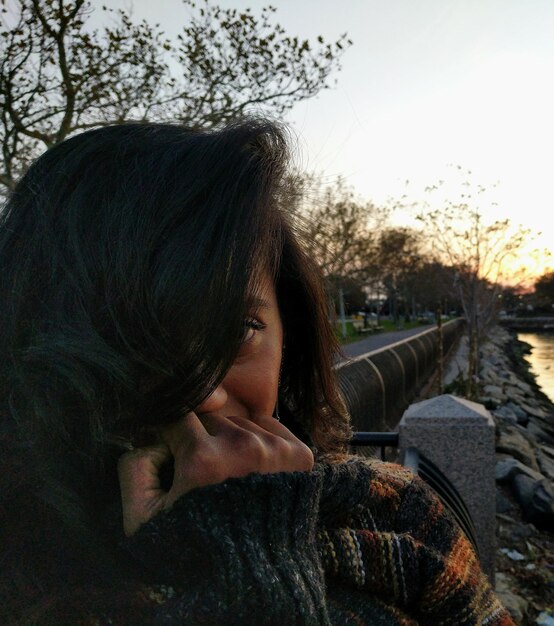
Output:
[{"xmin": 340, "ymin": 325, "xmax": 437, "ymax": 360}]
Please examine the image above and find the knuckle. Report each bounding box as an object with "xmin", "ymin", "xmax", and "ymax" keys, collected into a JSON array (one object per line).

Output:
[
  {"xmin": 296, "ymin": 443, "xmax": 315, "ymax": 470},
  {"xmin": 231, "ymin": 428, "xmax": 259, "ymax": 449},
  {"xmin": 269, "ymin": 435, "xmax": 290, "ymax": 457},
  {"xmin": 235, "ymin": 430, "xmax": 270, "ymax": 466},
  {"xmin": 117, "ymin": 449, "xmax": 143, "ymax": 471},
  {"xmin": 118, "ymin": 445, "xmax": 167, "ymax": 472}
]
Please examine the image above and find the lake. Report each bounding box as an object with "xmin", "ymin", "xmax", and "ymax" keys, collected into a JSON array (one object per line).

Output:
[{"xmin": 518, "ymin": 332, "xmax": 554, "ymax": 404}]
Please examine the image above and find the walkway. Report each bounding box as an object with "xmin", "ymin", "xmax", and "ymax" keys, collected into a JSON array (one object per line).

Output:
[{"xmin": 340, "ymin": 325, "xmax": 438, "ymax": 360}]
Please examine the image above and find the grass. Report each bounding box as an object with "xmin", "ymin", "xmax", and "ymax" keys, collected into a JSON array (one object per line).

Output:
[
  {"xmin": 335, "ymin": 318, "xmax": 431, "ymax": 345},
  {"xmin": 334, "ymin": 321, "xmax": 361, "ymax": 345}
]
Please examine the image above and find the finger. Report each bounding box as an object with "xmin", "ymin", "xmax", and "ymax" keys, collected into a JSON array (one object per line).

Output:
[
  {"xmin": 118, "ymin": 443, "xmax": 172, "ymax": 492},
  {"xmin": 248, "ymin": 413, "xmax": 306, "ymax": 442},
  {"xmin": 222, "ymin": 415, "xmax": 314, "ymax": 472},
  {"xmin": 223, "ymin": 415, "xmax": 306, "ymax": 450},
  {"xmin": 159, "ymin": 411, "xmax": 209, "ymax": 452},
  {"xmin": 220, "ymin": 414, "xmax": 280, "ymax": 436},
  {"xmin": 194, "ymin": 413, "xmax": 273, "ymax": 438},
  {"xmin": 118, "ymin": 444, "xmax": 172, "ymax": 536}
]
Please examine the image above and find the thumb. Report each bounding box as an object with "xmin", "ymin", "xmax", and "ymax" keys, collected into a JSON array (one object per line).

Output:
[{"xmin": 118, "ymin": 443, "xmax": 172, "ymax": 536}]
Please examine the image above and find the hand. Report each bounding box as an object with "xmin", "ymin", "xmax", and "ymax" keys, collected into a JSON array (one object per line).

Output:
[{"xmin": 118, "ymin": 413, "xmax": 314, "ymax": 536}]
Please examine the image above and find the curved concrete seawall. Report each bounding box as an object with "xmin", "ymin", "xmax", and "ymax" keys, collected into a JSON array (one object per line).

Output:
[{"xmin": 336, "ymin": 319, "xmax": 465, "ymax": 431}]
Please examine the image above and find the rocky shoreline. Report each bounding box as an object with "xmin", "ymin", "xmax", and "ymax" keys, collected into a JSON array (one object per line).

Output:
[{"xmin": 446, "ymin": 326, "xmax": 554, "ymax": 624}]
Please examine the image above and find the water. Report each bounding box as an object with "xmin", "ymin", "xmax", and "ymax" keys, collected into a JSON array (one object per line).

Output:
[{"xmin": 518, "ymin": 333, "xmax": 554, "ymax": 404}]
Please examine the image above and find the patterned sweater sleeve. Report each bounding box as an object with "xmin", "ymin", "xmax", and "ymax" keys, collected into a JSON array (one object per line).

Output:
[
  {"xmin": 317, "ymin": 459, "xmax": 515, "ymax": 626},
  {"xmin": 118, "ymin": 469, "xmax": 329, "ymax": 625}
]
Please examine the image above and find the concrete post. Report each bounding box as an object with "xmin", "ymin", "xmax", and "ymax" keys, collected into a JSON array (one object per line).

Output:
[{"xmin": 398, "ymin": 394, "xmax": 496, "ymax": 582}]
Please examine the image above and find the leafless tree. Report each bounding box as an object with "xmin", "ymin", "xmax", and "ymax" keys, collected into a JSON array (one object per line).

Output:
[
  {"xmin": 416, "ymin": 169, "xmax": 532, "ymax": 398},
  {"xmin": 289, "ymin": 174, "xmax": 386, "ymax": 282},
  {"xmin": 0, "ymin": 0, "xmax": 351, "ymax": 192},
  {"xmin": 373, "ymin": 226, "xmax": 423, "ymax": 324}
]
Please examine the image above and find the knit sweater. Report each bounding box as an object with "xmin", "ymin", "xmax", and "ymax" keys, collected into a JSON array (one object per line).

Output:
[{"xmin": 8, "ymin": 458, "xmax": 514, "ymax": 625}]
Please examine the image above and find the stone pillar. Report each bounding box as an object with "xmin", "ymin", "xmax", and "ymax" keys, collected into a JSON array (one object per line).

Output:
[{"xmin": 398, "ymin": 394, "xmax": 496, "ymax": 582}]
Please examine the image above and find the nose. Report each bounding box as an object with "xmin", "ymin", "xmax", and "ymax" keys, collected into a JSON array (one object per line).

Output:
[{"xmin": 195, "ymin": 383, "xmax": 228, "ymax": 415}]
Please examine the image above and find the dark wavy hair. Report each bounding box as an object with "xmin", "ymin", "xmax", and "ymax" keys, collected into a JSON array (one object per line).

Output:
[{"xmin": 0, "ymin": 120, "xmax": 349, "ymax": 614}]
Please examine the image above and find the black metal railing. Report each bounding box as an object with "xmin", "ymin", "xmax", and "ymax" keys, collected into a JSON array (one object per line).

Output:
[
  {"xmin": 350, "ymin": 432, "xmax": 480, "ymax": 557},
  {"xmin": 350, "ymin": 431, "xmax": 399, "ymax": 460}
]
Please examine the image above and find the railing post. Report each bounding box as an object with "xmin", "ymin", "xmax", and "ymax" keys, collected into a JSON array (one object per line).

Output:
[{"xmin": 398, "ymin": 394, "xmax": 496, "ymax": 582}]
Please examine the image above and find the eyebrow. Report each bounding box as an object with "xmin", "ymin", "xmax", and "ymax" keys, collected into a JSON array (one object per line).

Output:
[{"xmin": 246, "ymin": 295, "xmax": 271, "ymax": 310}]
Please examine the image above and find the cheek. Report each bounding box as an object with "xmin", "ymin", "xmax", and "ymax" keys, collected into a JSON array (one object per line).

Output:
[{"xmin": 228, "ymin": 349, "xmax": 281, "ymax": 414}]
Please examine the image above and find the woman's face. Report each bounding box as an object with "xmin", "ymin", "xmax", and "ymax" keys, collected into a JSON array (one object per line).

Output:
[{"xmin": 194, "ymin": 274, "xmax": 284, "ymax": 420}]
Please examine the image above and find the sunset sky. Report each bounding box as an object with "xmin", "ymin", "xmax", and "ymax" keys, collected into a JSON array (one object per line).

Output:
[{"xmin": 105, "ymin": 0, "xmax": 554, "ymax": 281}]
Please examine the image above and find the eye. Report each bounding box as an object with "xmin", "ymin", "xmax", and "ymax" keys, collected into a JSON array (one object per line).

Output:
[{"xmin": 241, "ymin": 317, "xmax": 266, "ymax": 343}]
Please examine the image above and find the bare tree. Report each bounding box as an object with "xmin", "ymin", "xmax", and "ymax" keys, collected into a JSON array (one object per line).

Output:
[
  {"xmin": 373, "ymin": 226, "xmax": 423, "ymax": 325},
  {"xmin": 404, "ymin": 260, "xmax": 462, "ymax": 316},
  {"xmin": 0, "ymin": 0, "xmax": 351, "ymax": 192},
  {"xmin": 284, "ymin": 174, "xmax": 388, "ymax": 336},
  {"xmin": 290, "ymin": 174, "xmax": 386, "ymax": 283},
  {"xmin": 416, "ymin": 169, "xmax": 532, "ymax": 398}
]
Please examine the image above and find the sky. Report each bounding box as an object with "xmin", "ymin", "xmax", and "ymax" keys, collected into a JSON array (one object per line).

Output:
[{"xmin": 99, "ymin": 0, "xmax": 554, "ymax": 280}]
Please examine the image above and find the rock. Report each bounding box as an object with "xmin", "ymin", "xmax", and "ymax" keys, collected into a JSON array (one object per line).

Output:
[
  {"xmin": 494, "ymin": 404, "xmax": 529, "ymax": 426},
  {"xmin": 527, "ymin": 421, "xmax": 554, "ymax": 445},
  {"xmin": 481, "ymin": 367, "xmax": 503, "ymax": 386},
  {"xmin": 536, "ymin": 611, "xmax": 554, "ymax": 626},
  {"xmin": 483, "ymin": 384, "xmax": 507, "ymax": 401},
  {"xmin": 495, "ymin": 413, "xmax": 518, "ymax": 427},
  {"xmin": 495, "ymin": 457, "xmax": 544, "ymax": 483},
  {"xmin": 487, "ymin": 367, "xmax": 506, "ymax": 388},
  {"xmin": 512, "ymin": 475, "xmax": 554, "ymax": 531},
  {"xmin": 495, "ymin": 572, "xmax": 529, "ymax": 622},
  {"xmin": 539, "ymin": 443, "xmax": 554, "ymax": 460},
  {"xmin": 511, "ymin": 521, "xmax": 538, "ymax": 540},
  {"xmin": 530, "ymin": 479, "xmax": 554, "ymax": 527},
  {"xmin": 500, "ymin": 417, "xmax": 520, "ymax": 428},
  {"xmin": 505, "ymin": 401, "xmax": 529, "ymax": 420},
  {"xmin": 494, "ymin": 405, "xmax": 517, "ymax": 421},
  {"xmin": 497, "ymin": 404, "xmax": 530, "ymax": 426},
  {"xmin": 505, "ymin": 387, "xmax": 527, "ymax": 404},
  {"xmin": 515, "ymin": 423, "xmax": 543, "ymax": 444},
  {"xmin": 531, "ymin": 407, "xmax": 554, "ymax": 422},
  {"xmin": 507, "ymin": 372, "xmax": 521, "ymax": 386},
  {"xmin": 496, "ymin": 487, "xmax": 515, "ymax": 513},
  {"xmin": 496, "ymin": 427, "xmax": 540, "ymax": 471},
  {"xmin": 514, "ymin": 379, "xmax": 533, "ymax": 395},
  {"xmin": 479, "ymin": 396, "xmax": 501, "ymax": 409},
  {"xmin": 499, "ymin": 547, "xmax": 526, "ymax": 561},
  {"xmin": 537, "ymin": 447, "xmax": 554, "ymax": 481},
  {"xmin": 520, "ymin": 402, "xmax": 547, "ymax": 419},
  {"xmin": 513, "ymin": 474, "xmax": 536, "ymax": 506}
]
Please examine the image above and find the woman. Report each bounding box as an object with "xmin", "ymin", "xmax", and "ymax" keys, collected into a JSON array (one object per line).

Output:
[{"xmin": 0, "ymin": 120, "xmax": 513, "ymax": 625}]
